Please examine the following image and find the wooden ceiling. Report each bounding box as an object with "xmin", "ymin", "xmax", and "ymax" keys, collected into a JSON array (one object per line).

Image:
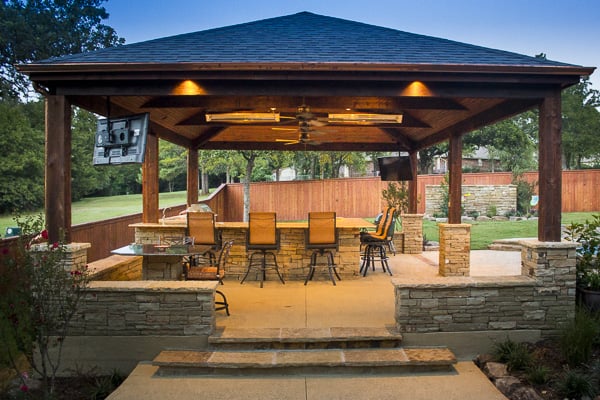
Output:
[{"xmin": 26, "ymin": 66, "xmax": 589, "ymax": 152}]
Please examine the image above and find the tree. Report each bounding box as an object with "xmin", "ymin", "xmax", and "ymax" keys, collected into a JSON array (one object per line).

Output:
[
  {"xmin": 562, "ymin": 79, "xmax": 600, "ymax": 169},
  {"xmin": 1, "ymin": 0, "xmax": 124, "ymax": 99},
  {"xmin": 465, "ymin": 112, "xmax": 538, "ymax": 172},
  {"xmin": 158, "ymin": 140, "xmax": 186, "ymax": 192},
  {"xmin": 265, "ymin": 151, "xmax": 293, "ymax": 181},
  {"xmin": 0, "ymin": 99, "xmax": 44, "ymax": 212},
  {"xmin": 418, "ymin": 144, "xmax": 448, "ymax": 174},
  {"xmin": 239, "ymin": 150, "xmax": 258, "ymax": 222}
]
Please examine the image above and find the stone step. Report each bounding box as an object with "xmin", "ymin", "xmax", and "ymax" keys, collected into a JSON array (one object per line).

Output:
[
  {"xmin": 487, "ymin": 243, "xmax": 522, "ymax": 251},
  {"xmin": 208, "ymin": 326, "xmax": 403, "ymax": 350},
  {"xmin": 153, "ymin": 347, "xmax": 457, "ymax": 376}
]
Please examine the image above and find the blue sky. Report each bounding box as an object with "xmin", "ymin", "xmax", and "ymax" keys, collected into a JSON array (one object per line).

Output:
[{"xmin": 104, "ymin": 0, "xmax": 599, "ymax": 89}]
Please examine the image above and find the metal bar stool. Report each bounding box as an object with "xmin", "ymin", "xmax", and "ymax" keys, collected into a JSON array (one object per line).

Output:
[
  {"xmin": 240, "ymin": 212, "xmax": 285, "ymax": 288},
  {"xmin": 304, "ymin": 211, "xmax": 340, "ymax": 285},
  {"xmin": 360, "ymin": 207, "xmax": 396, "ymax": 276}
]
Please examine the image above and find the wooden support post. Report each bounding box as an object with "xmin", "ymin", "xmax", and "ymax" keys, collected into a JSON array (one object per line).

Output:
[
  {"xmin": 538, "ymin": 88, "xmax": 562, "ymax": 242},
  {"xmin": 142, "ymin": 132, "xmax": 159, "ymax": 223},
  {"xmin": 448, "ymin": 134, "xmax": 462, "ymax": 224},
  {"xmin": 408, "ymin": 151, "xmax": 418, "ymax": 214},
  {"xmin": 187, "ymin": 147, "xmax": 199, "ymax": 206},
  {"xmin": 45, "ymin": 96, "xmax": 71, "ymax": 243}
]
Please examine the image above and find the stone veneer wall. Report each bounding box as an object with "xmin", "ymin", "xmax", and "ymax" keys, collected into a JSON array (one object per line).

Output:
[
  {"xmin": 438, "ymin": 224, "xmax": 471, "ymax": 276},
  {"xmin": 70, "ymin": 281, "xmax": 218, "ymax": 336},
  {"xmin": 425, "ymin": 185, "xmax": 517, "ymax": 216},
  {"xmin": 394, "ymin": 240, "xmax": 577, "ymax": 336},
  {"xmin": 221, "ymin": 227, "xmax": 362, "ymax": 281},
  {"xmin": 88, "ymin": 255, "xmax": 143, "ymax": 281},
  {"xmin": 401, "ymin": 214, "xmax": 423, "ymax": 254}
]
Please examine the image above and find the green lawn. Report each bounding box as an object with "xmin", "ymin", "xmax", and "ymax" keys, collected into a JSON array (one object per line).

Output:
[
  {"xmin": 423, "ymin": 212, "xmax": 599, "ymax": 250},
  {"xmin": 0, "ymin": 191, "xmax": 189, "ymax": 237}
]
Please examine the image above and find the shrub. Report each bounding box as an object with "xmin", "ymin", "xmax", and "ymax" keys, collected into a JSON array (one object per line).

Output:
[
  {"xmin": 486, "ymin": 204, "xmax": 497, "ymax": 218},
  {"xmin": 555, "ymin": 367, "xmax": 597, "ymax": 399},
  {"xmin": 526, "ymin": 364, "xmax": 551, "ymax": 385},
  {"xmin": 492, "ymin": 338, "xmax": 532, "ymax": 372},
  {"xmin": 559, "ymin": 307, "xmax": 600, "ymax": 367}
]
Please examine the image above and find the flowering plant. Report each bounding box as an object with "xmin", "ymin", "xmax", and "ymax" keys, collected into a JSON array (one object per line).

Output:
[
  {"xmin": 564, "ymin": 214, "xmax": 600, "ymax": 291},
  {"xmin": 0, "ymin": 214, "xmax": 89, "ymax": 398}
]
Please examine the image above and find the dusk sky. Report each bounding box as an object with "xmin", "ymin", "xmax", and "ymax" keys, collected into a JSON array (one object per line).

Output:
[{"xmin": 104, "ymin": 0, "xmax": 599, "ymax": 89}]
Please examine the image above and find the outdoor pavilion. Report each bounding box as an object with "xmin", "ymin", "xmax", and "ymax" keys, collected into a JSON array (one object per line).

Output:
[{"xmin": 17, "ymin": 12, "xmax": 594, "ymax": 249}]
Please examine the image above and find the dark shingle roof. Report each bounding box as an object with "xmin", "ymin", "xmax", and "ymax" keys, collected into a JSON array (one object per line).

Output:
[{"xmin": 39, "ymin": 11, "xmax": 576, "ymax": 67}]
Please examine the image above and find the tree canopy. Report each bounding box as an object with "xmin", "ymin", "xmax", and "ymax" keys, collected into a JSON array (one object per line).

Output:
[{"xmin": 0, "ymin": 0, "xmax": 124, "ymax": 99}]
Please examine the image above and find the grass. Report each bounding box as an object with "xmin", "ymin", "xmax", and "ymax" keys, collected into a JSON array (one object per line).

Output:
[
  {"xmin": 1, "ymin": 191, "xmax": 598, "ymax": 250},
  {"xmin": 423, "ymin": 212, "xmax": 598, "ymax": 250},
  {"xmin": 0, "ymin": 191, "xmax": 190, "ymax": 237}
]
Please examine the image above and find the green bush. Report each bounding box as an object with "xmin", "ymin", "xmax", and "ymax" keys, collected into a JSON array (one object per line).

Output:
[
  {"xmin": 555, "ymin": 367, "xmax": 597, "ymax": 399},
  {"xmin": 526, "ymin": 364, "xmax": 551, "ymax": 386},
  {"xmin": 492, "ymin": 338, "xmax": 532, "ymax": 372},
  {"xmin": 486, "ymin": 204, "xmax": 497, "ymax": 218},
  {"xmin": 560, "ymin": 307, "xmax": 600, "ymax": 367}
]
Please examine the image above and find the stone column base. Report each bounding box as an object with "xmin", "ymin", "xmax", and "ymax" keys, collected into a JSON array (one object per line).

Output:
[
  {"xmin": 438, "ymin": 224, "xmax": 470, "ymax": 276},
  {"xmin": 401, "ymin": 214, "xmax": 423, "ymax": 254}
]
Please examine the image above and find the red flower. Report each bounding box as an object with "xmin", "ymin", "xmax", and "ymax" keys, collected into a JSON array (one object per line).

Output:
[
  {"xmin": 20, "ymin": 385, "xmax": 28, "ymax": 392},
  {"xmin": 52, "ymin": 242, "xmax": 59, "ymax": 249},
  {"xmin": 41, "ymin": 230, "xmax": 49, "ymax": 240}
]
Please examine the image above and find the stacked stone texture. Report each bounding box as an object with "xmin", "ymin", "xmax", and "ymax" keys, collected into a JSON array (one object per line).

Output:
[
  {"xmin": 438, "ymin": 224, "xmax": 471, "ymax": 276},
  {"xmin": 425, "ymin": 185, "xmax": 517, "ymax": 216},
  {"xmin": 70, "ymin": 281, "xmax": 217, "ymax": 336}
]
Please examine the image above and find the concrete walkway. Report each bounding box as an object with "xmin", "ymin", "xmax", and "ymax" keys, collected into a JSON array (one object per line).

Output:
[
  {"xmin": 108, "ymin": 361, "xmax": 506, "ymax": 400},
  {"xmin": 107, "ymin": 250, "xmax": 519, "ymax": 400}
]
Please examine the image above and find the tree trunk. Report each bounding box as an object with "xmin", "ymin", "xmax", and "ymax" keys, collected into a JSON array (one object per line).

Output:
[
  {"xmin": 200, "ymin": 171, "xmax": 209, "ymax": 195},
  {"xmin": 243, "ymin": 154, "xmax": 256, "ymax": 222}
]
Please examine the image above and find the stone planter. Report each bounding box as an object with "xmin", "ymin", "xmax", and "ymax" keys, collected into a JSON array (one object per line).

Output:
[{"xmin": 577, "ymin": 286, "xmax": 600, "ymax": 312}]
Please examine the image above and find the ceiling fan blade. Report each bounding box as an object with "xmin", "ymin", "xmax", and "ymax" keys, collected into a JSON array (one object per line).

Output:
[
  {"xmin": 276, "ymin": 138, "xmax": 299, "ymax": 143},
  {"xmin": 272, "ymin": 127, "xmax": 297, "ymax": 131},
  {"xmin": 284, "ymin": 140, "xmax": 300, "ymax": 145}
]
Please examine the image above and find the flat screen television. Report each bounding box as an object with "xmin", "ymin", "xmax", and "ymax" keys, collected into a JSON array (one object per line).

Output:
[
  {"xmin": 93, "ymin": 113, "xmax": 149, "ymax": 165},
  {"xmin": 377, "ymin": 156, "xmax": 413, "ymax": 181}
]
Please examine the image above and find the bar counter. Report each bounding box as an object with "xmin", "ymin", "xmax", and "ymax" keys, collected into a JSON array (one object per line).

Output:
[{"xmin": 131, "ymin": 218, "xmax": 374, "ymax": 281}]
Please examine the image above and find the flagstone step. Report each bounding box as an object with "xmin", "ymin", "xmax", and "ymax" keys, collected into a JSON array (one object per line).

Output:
[
  {"xmin": 208, "ymin": 326, "xmax": 403, "ymax": 350},
  {"xmin": 153, "ymin": 347, "xmax": 457, "ymax": 376}
]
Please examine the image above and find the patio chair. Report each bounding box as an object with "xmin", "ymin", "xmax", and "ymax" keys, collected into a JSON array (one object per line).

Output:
[
  {"xmin": 304, "ymin": 211, "xmax": 340, "ymax": 285},
  {"xmin": 360, "ymin": 207, "xmax": 396, "ymax": 276},
  {"xmin": 240, "ymin": 212, "xmax": 285, "ymax": 288},
  {"xmin": 184, "ymin": 240, "xmax": 233, "ymax": 316},
  {"xmin": 187, "ymin": 211, "xmax": 222, "ymax": 265}
]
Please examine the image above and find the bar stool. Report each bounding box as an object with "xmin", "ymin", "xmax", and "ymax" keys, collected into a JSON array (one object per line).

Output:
[
  {"xmin": 187, "ymin": 211, "xmax": 221, "ymax": 265},
  {"xmin": 304, "ymin": 211, "xmax": 340, "ymax": 285},
  {"xmin": 240, "ymin": 212, "xmax": 285, "ymax": 288},
  {"xmin": 360, "ymin": 207, "xmax": 396, "ymax": 276}
]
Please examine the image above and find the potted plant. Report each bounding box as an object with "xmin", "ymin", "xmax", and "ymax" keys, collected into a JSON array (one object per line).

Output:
[{"xmin": 565, "ymin": 214, "xmax": 600, "ymax": 311}]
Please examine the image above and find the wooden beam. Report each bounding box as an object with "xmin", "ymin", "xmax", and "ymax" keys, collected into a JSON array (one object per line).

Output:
[
  {"xmin": 142, "ymin": 95, "xmax": 466, "ymax": 111},
  {"xmin": 187, "ymin": 148, "xmax": 199, "ymax": 206},
  {"xmin": 142, "ymin": 132, "xmax": 159, "ymax": 223},
  {"xmin": 198, "ymin": 141, "xmax": 410, "ymax": 152},
  {"xmin": 45, "ymin": 96, "xmax": 72, "ymax": 243},
  {"xmin": 52, "ymin": 80, "xmax": 564, "ymax": 99},
  {"xmin": 415, "ymin": 98, "xmax": 540, "ymax": 151},
  {"xmin": 538, "ymin": 88, "xmax": 562, "ymax": 242},
  {"xmin": 448, "ymin": 134, "xmax": 462, "ymax": 224},
  {"xmin": 408, "ymin": 151, "xmax": 418, "ymax": 213}
]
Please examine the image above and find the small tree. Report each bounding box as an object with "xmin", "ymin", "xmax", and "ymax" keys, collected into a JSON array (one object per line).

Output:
[
  {"xmin": 0, "ymin": 215, "xmax": 90, "ymax": 398},
  {"xmin": 381, "ymin": 181, "xmax": 410, "ymax": 214}
]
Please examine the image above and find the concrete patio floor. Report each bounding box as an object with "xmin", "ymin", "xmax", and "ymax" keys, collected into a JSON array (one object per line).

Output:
[{"xmin": 108, "ymin": 250, "xmax": 520, "ymax": 400}]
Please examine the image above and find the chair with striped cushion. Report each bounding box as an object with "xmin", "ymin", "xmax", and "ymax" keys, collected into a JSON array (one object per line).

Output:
[{"xmin": 184, "ymin": 240, "xmax": 233, "ymax": 315}]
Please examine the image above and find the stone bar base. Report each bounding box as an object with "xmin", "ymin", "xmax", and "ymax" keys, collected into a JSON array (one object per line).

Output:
[
  {"xmin": 438, "ymin": 224, "xmax": 471, "ymax": 276},
  {"xmin": 401, "ymin": 214, "xmax": 423, "ymax": 254}
]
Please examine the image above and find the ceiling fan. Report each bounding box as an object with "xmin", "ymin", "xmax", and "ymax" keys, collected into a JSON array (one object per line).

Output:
[{"xmin": 273, "ymin": 105, "xmax": 326, "ymax": 146}]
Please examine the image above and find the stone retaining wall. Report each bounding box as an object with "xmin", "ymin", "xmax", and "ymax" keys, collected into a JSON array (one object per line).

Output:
[
  {"xmin": 394, "ymin": 240, "xmax": 577, "ymax": 336},
  {"xmin": 425, "ymin": 184, "xmax": 517, "ymax": 216},
  {"xmin": 69, "ymin": 281, "xmax": 218, "ymax": 336}
]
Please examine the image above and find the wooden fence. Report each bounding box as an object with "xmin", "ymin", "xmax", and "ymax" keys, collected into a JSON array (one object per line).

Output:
[
  {"xmin": 206, "ymin": 169, "xmax": 600, "ymax": 221},
  {"xmin": 3, "ymin": 170, "xmax": 598, "ymax": 263}
]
